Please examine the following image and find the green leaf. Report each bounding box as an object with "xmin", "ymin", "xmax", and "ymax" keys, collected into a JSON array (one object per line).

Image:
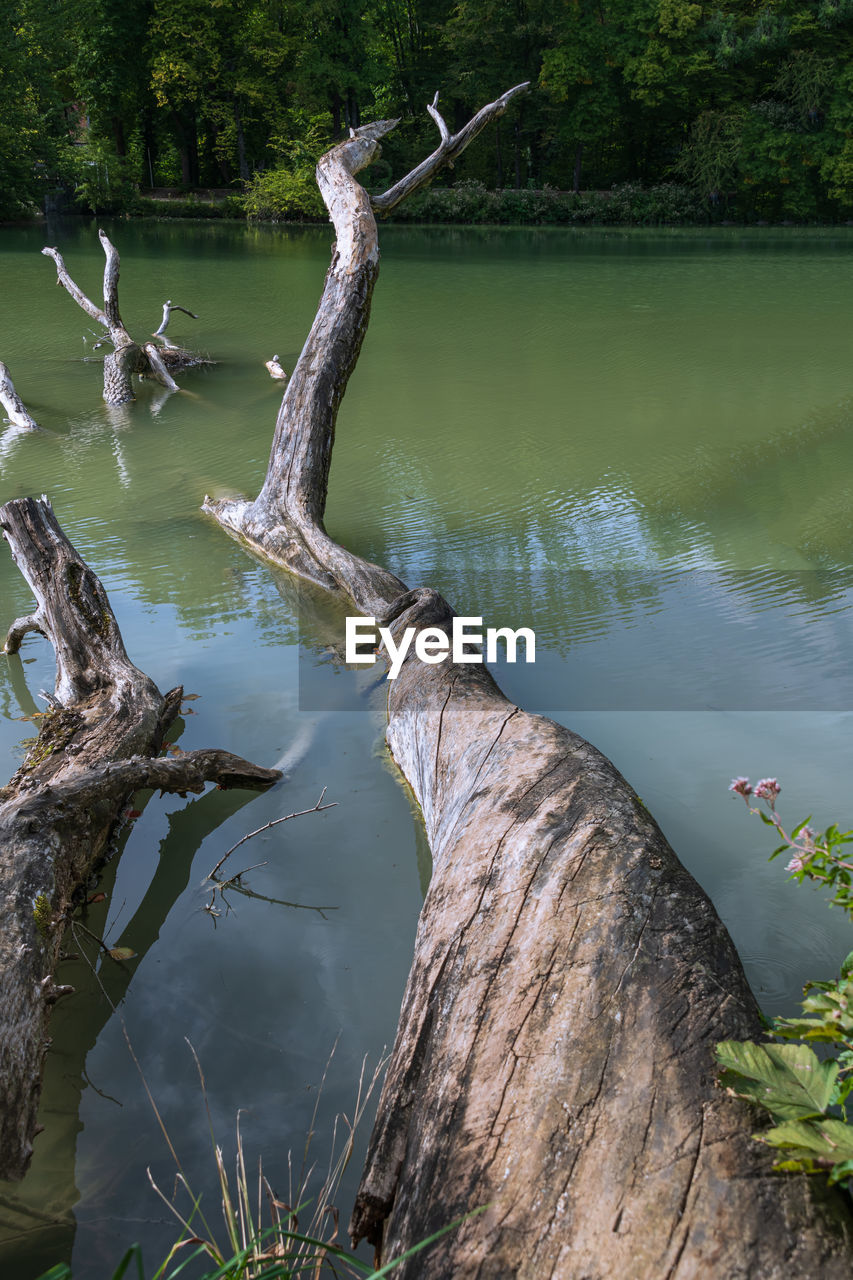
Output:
[
  {"xmin": 772, "ymin": 1016, "xmax": 846, "ymax": 1043},
  {"xmin": 772, "ymin": 1156, "xmax": 822, "ymax": 1174},
  {"xmin": 828, "ymin": 1158, "xmax": 853, "ymax": 1186},
  {"xmin": 761, "ymin": 1117, "xmax": 853, "ymax": 1163},
  {"xmin": 716, "ymin": 1040, "xmax": 838, "ymax": 1119},
  {"xmin": 843, "ymin": 952, "xmax": 853, "ymax": 980},
  {"xmin": 111, "ymin": 1244, "xmax": 146, "ymax": 1280}
]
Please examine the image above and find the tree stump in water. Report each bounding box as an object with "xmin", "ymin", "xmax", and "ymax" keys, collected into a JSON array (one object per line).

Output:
[
  {"xmin": 202, "ymin": 89, "xmax": 853, "ymax": 1275},
  {"xmin": 42, "ymin": 231, "xmax": 211, "ymax": 405},
  {"xmin": 0, "ymin": 496, "xmax": 280, "ymax": 1180}
]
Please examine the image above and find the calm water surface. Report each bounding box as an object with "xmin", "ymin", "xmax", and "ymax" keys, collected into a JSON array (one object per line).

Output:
[{"xmin": 1, "ymin": 219, "xmax": 852, "ymax": 1275}]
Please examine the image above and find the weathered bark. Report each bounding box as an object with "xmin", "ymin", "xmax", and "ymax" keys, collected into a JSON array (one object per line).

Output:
[
  {"xmin": 202, "ymin": 90, "xmax": 853, "ymax": 1276},
  {"xmin": 0, "ymin": 496, "xmax": 280, "ymax": 1181},
  {"xmin": 42, "ymin": 233, "xmax": 210, "ymax": 405},
  {"xmin": 0, "ymin": 361, "xmax": 38, "ymax": 430}
]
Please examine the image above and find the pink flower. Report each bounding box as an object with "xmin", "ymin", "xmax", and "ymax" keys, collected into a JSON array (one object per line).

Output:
[
  {"xmin": 729, "ymin": 777, "xmax": 752, "ymax": 797},
  {"xmin": 786, "ymin": 855, "xmax": 805, "ymax": 873},
  {"xmin": 754, "ymin": 778, "xmax": 781, "ymax": 805}
]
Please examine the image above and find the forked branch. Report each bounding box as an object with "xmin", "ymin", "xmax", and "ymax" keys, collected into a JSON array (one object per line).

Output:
[
  {"xmin": 154, "ymin": 301, "xmax": 199, "ymax": 338},
  {"xmin": 42, "ymin": 233, "xmax": 210, "ymax": 405},
  {"xmin": 41, "ymin": 245, "xmax": 110, "ymax": 333},
  {"xmin": 371, "ymin": 81, "xmax": 530, "ymax": 213}
]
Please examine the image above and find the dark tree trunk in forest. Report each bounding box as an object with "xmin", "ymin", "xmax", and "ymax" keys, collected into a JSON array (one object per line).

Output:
[
  {"xmin": 345, "ymin": 91, "xmax": 360, "ymax": 130},
  {"xmin": 142, "ymin": 108, "xmax": 157, "ymax": 187},
  {"xmin": 172, "ymin": 108, "xmax": 199, "ymax": 187},
  {"xmin": 0, "ymin": 497, "xmax": 280, "ymax": 1181},
  {"xmin": 573, "ymin": 140, "xmax": 584, "ymax": 193},
  {"xmin": 202, "ymin": 86, "xmax": 853, "ymax": 1276},
  {"xmin": 235, "ymin": 101, "xmax": 250, "ymax": 182}
]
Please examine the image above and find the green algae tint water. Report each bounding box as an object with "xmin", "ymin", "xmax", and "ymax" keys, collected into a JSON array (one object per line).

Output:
[{"xmin": 0, "ymin": 219, "xmax": 852, "ymax": 1275}]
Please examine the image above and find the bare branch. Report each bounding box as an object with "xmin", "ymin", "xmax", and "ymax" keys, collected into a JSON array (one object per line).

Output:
[
  {"xmin": 427, "ymin": 91, "xmax": 451, "ymax": 145},
  {"xmin": 41, "ymin": 246, "xmax": 109, "ymax": 330},
  {"xmin": 0, "ymin": 362, "xmax": 38, "ymax": 430},
  {"xmin": 99, "ymin": 230, "xmax": 123, "ymax": 331},
  {"xmin": 154, "ymin": 300, "xmax": 199, "ymax": 338},
  {"xmin": 371, "ymin": 81, "xmax": 530, "ymax": 213},
  {"xmin": 207, "ymin": 787, "xmax": 337, "ymax": 880},
  {"xmin": 142, "ymin": 343, "xmax": 180, "ymax": 392},
  {"xmin": 41, "ymin": 749, "xmax": 283, "ymax": 809},
  {"xmin": 4, "ymin": 613, "xmax": 45, "ymax": 652}
]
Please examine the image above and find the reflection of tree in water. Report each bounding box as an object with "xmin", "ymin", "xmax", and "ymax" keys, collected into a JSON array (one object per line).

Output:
[{"xmin": 0, "ymin": 780, "xmax": 283, "ymax": 1272}]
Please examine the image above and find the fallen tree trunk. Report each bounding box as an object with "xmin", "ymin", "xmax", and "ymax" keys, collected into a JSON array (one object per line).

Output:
[
  {"xmin": 0, "ymin": 496, "xmax": 281, "ymax": 1181},
  {"xmin": 0, "ymin": 361, "xmax": 38, "ymax": 430},
  {"xmin": 42, "ymin": 232, "xmax": 211, "ymax": 405},
  {"xmin": 203, "ymin": 93, "xmax": 853, "ymax": 1275}
]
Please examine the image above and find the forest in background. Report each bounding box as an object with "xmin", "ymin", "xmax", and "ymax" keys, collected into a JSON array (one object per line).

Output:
[{"xmin": 2, "ymin": 0, "xmax": 853, "ymax": 224}]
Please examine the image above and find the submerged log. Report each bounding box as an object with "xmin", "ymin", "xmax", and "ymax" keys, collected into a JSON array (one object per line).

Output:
[
  {"xmin": 0, "ymin": 362, "xmax": 38, "ymax": 430},
  {"xmin": 42, "ymin": 232, "xmax": 211, "ymax": 406},
  {"xmin": 202, "ymin": 92, "xmax": 853, "ymax": 1275},
  {"xmin": 0, "ymin": 496, "xmax": 281, "ymax": 1181}
]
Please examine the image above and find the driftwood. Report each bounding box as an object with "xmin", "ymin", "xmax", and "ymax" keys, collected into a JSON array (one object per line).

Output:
[
  {"xmin": 0, "ymin": 497, "xmax": 281, "ymax": 1180},
  {"xmin": 42, "ymin": 232, "xmax": 211, "ymax": 405},
  {"xmin": 153, "ymin": 299, "xmax": 198, "ymax": 338},
  {"xmin": 0, "ymin": 361, "xmax": 38, "ymax": 430},
  {"xmin": 202, "ymin": 90, "xmax": 853, "ymax": 1276}
]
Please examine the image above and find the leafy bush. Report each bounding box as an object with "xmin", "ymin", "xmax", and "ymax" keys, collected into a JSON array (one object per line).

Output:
[
  {"xmin": 718, "ymin": 778, "xmax": 853, "ymax": 1189},
  {"xmin": 242, "ymin": 110, "xmax": 332, "ymax": 223},
  {"xmin": 242, "ymin": 164, "xmax": 326, "ymax": 222},
  {"xmin": 138, "ymin": 196, "xmax": 244, "ymax": 220},
  {"xmin": 384, "ymin": 179, "xmax": 706, "ymax": 227},
  {"xmin": 68, "ymin": 139, "xmax": 140, "ymax": 215}
]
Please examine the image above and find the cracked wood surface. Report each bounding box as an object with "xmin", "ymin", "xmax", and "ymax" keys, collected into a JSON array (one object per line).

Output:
[
  {"xmin": 200, "ymin": 92, "xmax": 853, "ymax": 1276},
  {"xmin": 0, "ymin": 497, "xmax": 280, "ymax": 1180},
  {"xmin": 350, "ymin": 595, "xmax": 853, "ymax": 1277}
]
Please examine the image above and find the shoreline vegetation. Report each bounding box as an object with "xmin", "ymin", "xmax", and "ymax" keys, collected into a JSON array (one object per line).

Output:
[
  {"xmin": 30, "ymin": 181, "xmax": 853, "ymax": 229},
  {"xmin": 5, "ymin": 4, "xmax": 853, "ymax": 229}
]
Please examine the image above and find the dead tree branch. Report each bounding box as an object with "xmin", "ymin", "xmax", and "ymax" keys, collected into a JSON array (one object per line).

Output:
[
  {"xmin": 202, "ymin": 87, "xmax": 853, "ymax": 1276},
  {"xmin": 0, "ymin": 496, "xmax": 280, "ymax": 1180},
  {"xmin": 371, "ymin": 83, "xmax": 529, "ymax": 213},
  {"xmin": 0, "ymin": 362, "xmax": 39, "ymax": 430},
  {"xmin": 154, "ymin": 301, "xmax": 199, "ymax": 337},
  {"xmin": 207, "ymin": 787, "xmax": 337, "ymax": 880},
  {"xmin": 42, "ymin": 233, "xmax": 211, "ymax": 405}
]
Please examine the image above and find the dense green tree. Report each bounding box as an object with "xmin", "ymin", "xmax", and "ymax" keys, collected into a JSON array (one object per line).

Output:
[
  {"xmin": 0, "ymin": 0, "xmax": 73, "ymax": 215},
  {"xmin": 2, "ymin": 0, "xmax": 853, "ymax": 219}
]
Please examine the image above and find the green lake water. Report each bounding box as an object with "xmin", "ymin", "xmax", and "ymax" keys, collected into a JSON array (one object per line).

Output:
[{"xmin": 1, "ymin": 218, "xmax": 853, "ymax": 1275}]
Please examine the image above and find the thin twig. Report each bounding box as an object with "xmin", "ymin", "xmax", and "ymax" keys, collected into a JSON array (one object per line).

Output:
[
  {"xmin": 220, "ymin": 860, "xmax": 269, "ymax": 885},
  {"xmin": 73, "ymin": 918, "xmax": 115, "ymax": 959},
  {"xmin": 207, "ymin": 788, "xmax": 336, "ymax": 881}
]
